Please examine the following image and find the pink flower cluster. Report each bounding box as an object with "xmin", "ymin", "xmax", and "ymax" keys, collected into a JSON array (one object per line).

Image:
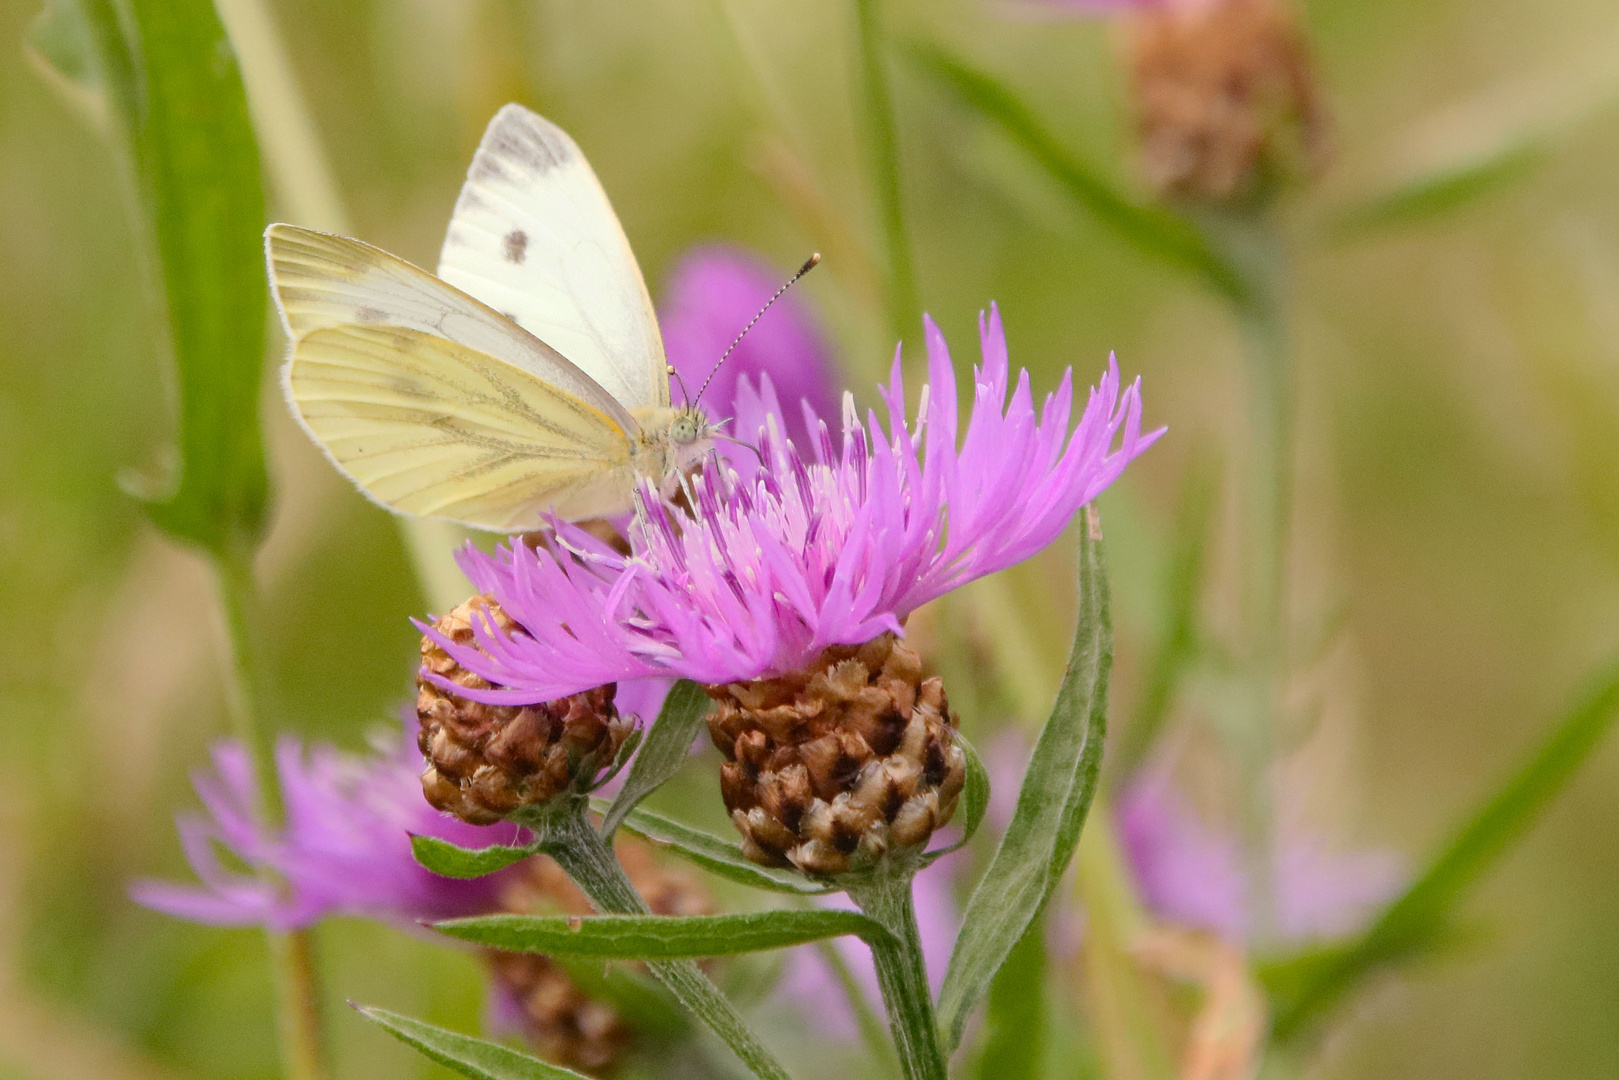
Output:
[{"xmin": 427, "ymin": 306, "xmax": 1161, "ymax": 703}]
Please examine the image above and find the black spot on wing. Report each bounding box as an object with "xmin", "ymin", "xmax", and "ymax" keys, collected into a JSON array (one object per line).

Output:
[
  {"xmin": 355, "ymin": 306, "xmax": 387, "ymax": 324},
  {"xmin": 503, "ymin": 230, "xmax": 528, "ymax": 264}
]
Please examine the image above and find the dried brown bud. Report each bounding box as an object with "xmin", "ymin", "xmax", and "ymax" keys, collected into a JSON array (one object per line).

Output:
[
  {"xmin": 706, "ymin": 633, "xmax": 967, "ymax": 877},
  {"xmin": 418, "ymin": 596, "xmax": 635, "ymax": 825},
  {"xmin": 485, "ymin": 840, "xmax": 713, "ymax": 1074},
  {"xmin": 1127, "ymin": 0, "xmax": 1328, "ymax": 203}
]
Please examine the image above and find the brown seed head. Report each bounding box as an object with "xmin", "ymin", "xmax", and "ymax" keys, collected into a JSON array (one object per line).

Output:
[
  {"xmin": 484, "ymin": 840, "xmax": 713, "ymax": 1074},
  {"xmin": 418, "ymin": 596, "xmax": 635, "ymax": 825},
  {"xmin": 1127, "ymin": 0, "xmax": 1328, "ymax": 203},
  {"xmin": 706, "ymin": 633, "xmax": 967, "ymax": 877}
]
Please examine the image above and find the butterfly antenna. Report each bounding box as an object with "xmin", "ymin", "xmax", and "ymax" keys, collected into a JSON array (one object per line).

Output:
[
  {"xmin": 695, "ymin": 252, "xmax": 821, "ymax": 405},
  {"xmin": 668, "ymin": 364, "xmax": 694, "ymax": 406}
]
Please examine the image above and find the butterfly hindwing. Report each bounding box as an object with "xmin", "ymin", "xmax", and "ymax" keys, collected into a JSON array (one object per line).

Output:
[
  {"xmin": 437, "ymin": 104, "xmax": 669, "ymax": 413},
  {"xmin": 285, "ymin": 323, "xmax": 640, "ymax": 531}
]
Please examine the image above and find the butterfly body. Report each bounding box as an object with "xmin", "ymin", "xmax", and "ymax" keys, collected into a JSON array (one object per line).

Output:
[{"xmin": 267, "ymin": 105, "xmax": 709, "ymax": 533}]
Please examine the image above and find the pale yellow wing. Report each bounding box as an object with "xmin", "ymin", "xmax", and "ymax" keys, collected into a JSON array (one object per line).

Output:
[
  {"xmin": 285, "ymin": 324, "xmax": 641, "ymax": 531},
  {"xmin": 438, "ymin": 104, "xmax": 669, "ymax": 411},
  {"xmin": 267, "ymin": 223, "xmax": 639, "ymax": 434}
]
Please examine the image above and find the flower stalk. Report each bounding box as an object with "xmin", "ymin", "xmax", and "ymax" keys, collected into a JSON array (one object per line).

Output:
[
  {"xmin": 516, "ymin": 798, "xmax": 794, "ymax": 1080},
  {"xmin": 847, "ymin": 871, "xmax": 948, "ymax": 1080},
  {"xmin": 1201, "ymin": 206, "xmax": 1291, "ymax": 945},
  {"xmin": 212, "ymin": 540, "xmax": 329, "ymax": 1080}
]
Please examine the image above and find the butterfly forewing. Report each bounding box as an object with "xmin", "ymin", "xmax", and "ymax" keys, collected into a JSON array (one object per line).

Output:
[
  {"xmin": 287, "ymin": 324, "xmax": 640, "ymax": 531},
  {"xmin": 437, "ymin": 104, "xmax": 669, "ymax": 413},
  {"xmin": 267, "ymin": 223, "xmax": 638, "ymax": 433}
]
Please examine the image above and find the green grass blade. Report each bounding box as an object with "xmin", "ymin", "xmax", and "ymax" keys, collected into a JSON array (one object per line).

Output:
[
  {"xmin": 1115, "ymin": 456, "xmax": 1218, "ymax": 777},
  {"xmin": 63, "ymin": 0, "xmax": 270, "ymax": 553},
  {"xmin": 601, "ymin": 681, "xmax": 711, "ymax": 841},
  {"xmin": 972, "ymin": 918, "xmax": 1048, "ymax": 1080},
  {"xmin": 937, "ymin": 507, "xmax": 1112, "ymax": 1050},
  {"xmin": 353, "ymin": 1006, "xmax": 592, "ymax": 1080},
  {"xmin": 436, "ymin": 909, "xmax": 886, "ymax": 959},
  {"xmin": 1268, "ymin": 662, "xmax": 1619, "ymax": 1041},
  {"xmin": 907, "ymin": 42, "xmax": 1242, "ymax": 300}
]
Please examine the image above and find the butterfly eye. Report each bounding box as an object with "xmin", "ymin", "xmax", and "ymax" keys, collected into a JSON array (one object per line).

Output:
[{"xmin": 671, "ymin": 415, "xmax": 699, "ymax": 443}]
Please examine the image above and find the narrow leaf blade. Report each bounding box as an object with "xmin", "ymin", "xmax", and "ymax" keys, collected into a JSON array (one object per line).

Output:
[
  {"xmin": 68, "ymin": 0, "xmax": 270, "ymax": 552},
  {"xmin": 1269, "ymin": 662, "xmax": 1619, "ymax": 1041},
  {"xmin": 1331, "ymin": 140, "xmax": 1549, "ymax": 238},
  {"xmin": 436, "ymin": 910, "xmax": 885, "ymax": 959},
  {"xmin": 907, "ymin": 42, "xmax": 1242, "ymax": 300},
  {"xmin": 938, "ymin": 507, "xmax": 1111, "ymax": 1049},
  {"xmin": 601, "ymin": 803, "xmax": 832, "ymax": 895},
  {"xmin": 354, "ymin": 1005, "xmax": 591, "ymax": 1080},
  {"xmin": 923, "ymin": 731, "xmax": 990, "ymax": 864},
  {"xmin": 410, "ymin": 834, "xmax": 538, "ymax": 880},
  {"xmin": 601, "ymin": 681, "xmax": 710, "ymax": 840}
]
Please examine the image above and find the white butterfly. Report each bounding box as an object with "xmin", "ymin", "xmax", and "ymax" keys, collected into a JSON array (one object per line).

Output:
[{"xmin": 266, "ymin": 104, "xmax": 714, "ymax": 533}]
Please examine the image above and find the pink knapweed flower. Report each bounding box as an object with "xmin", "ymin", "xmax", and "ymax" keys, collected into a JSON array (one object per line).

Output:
[
  {"xmin": 132, "ymin": 717, "xmax": 524, "ymax": 930},
  {"xmin": 426, "ymin": 306, "xmax": 1161, "ymax": 700},
  {"xmin": 661, "ymin": 245, "xmax": 842, "ymax": 454}
]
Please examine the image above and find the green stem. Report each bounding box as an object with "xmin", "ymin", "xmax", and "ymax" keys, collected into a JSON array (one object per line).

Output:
[
  {"xmin": 213, "ymin": 0, "xmax": 472, "ymax": 614},
  {"xmin": 852, "ymin": 0, "xmax": 919, "ymax": 342},
  {"xmin": 848, "ymin": 874, "xmax": 948, "ymax": 1080},
  {"xmin": 530, "ymin": 802, "xmax": 794, "ymax": 1080},
  {"xmin": 1203, "ymin": 208, "xmax": 1292, "ymax": 947},
  {"xmin": 213, "ymin": 542, "xmax": 329, "ymax": 1080}
]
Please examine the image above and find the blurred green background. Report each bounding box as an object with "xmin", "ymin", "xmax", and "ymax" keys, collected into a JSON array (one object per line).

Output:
[{"xmin": 4, "ymin": 0, "xmax": 1619, "ymax": 1077}]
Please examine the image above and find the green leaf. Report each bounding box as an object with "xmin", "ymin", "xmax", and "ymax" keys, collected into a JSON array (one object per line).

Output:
[
  {"xmin": 922, "ymin": 731, "xmax": 990, "ymax": 864},
  {"xmin": 907, "ymin": 42, "xmax": 1243, "ymax": 301},
  {"xmin": 436, "ymin": 909, "xmax": 885, "ymax": 959},
  {"xmin": 600, "ymin": 681, "xmax": 710, "ymax": 840},
  {"xmin": 410, "ymin": 834, "xmax": 539, "ymax": 880},
  {"xmin": 600, "ymin": 802, "xmax": 832, "ymax": 895},
  {"xmin": 1268, "ymin": 662, "xmax": 1619, "ymax": 1042},
  {"xmin": 973, "ymin": 918, "xmax": 1047, "ymax": 1080},
  {"xmin": 58, "ymin": 0, "xmax": 270, "ymax": 553},
  {"xmin": 938, "ymin": 506, "xmax": 1111, "ymax": 1051},
  {"xmin": 353, "ymin": 1005, "xmax": 592, "ymax": 1080},
  {"xmin": 1330, "ymin": 139, "xmax": 1549, "ymax": 238}
]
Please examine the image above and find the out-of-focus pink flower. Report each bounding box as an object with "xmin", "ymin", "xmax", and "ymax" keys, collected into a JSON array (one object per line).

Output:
[
  {"xmin": 132, "ymin": 716, "xmax": 524, "ymax": 931},
  {"xmin": 982, "ymin": 734, "xmax": 1401, "ymax": 945},
  {"xmin": 1117, "ymin": 759, "xmax": 1404, "ymax": 944},
  {"xmin": 427, "ymin": 307, "xmax": 1161, "ymax": 701},
  {"xmin": 660, "ymin": 245, "xmax": 842, "ymax": 455}
]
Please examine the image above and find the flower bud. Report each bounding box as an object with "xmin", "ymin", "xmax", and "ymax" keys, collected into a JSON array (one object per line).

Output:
[
  {"xmin": 485, "ymin": 841, "xmax": 712, "ymax": 1073},
  {"xmin": 418, "ymin": 596, "xmax": 635, "ymax": 825},
  {"xmin": 706, "ymin": 633, "xmax": 967, "ymax": 877},
  {"xmin": 1127, "ymin": 0, "xmax": 1327, "ymax": 203}
]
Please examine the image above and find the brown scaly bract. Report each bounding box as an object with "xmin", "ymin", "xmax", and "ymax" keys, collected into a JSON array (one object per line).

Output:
[
  {"xmin": 1128, "ymin": 0, "xmax": 1328, "ymax": 203},
  {"xmin": 706, "ymin": 633, "xmax": 967, "ymax": 877},
  {"xmin": 418, "ymin": 596, "xmax": 635, "ymax": 825},
  {"xmin": 487, "ymin": 842, "xmax": 712, "ymax": 1075}
]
